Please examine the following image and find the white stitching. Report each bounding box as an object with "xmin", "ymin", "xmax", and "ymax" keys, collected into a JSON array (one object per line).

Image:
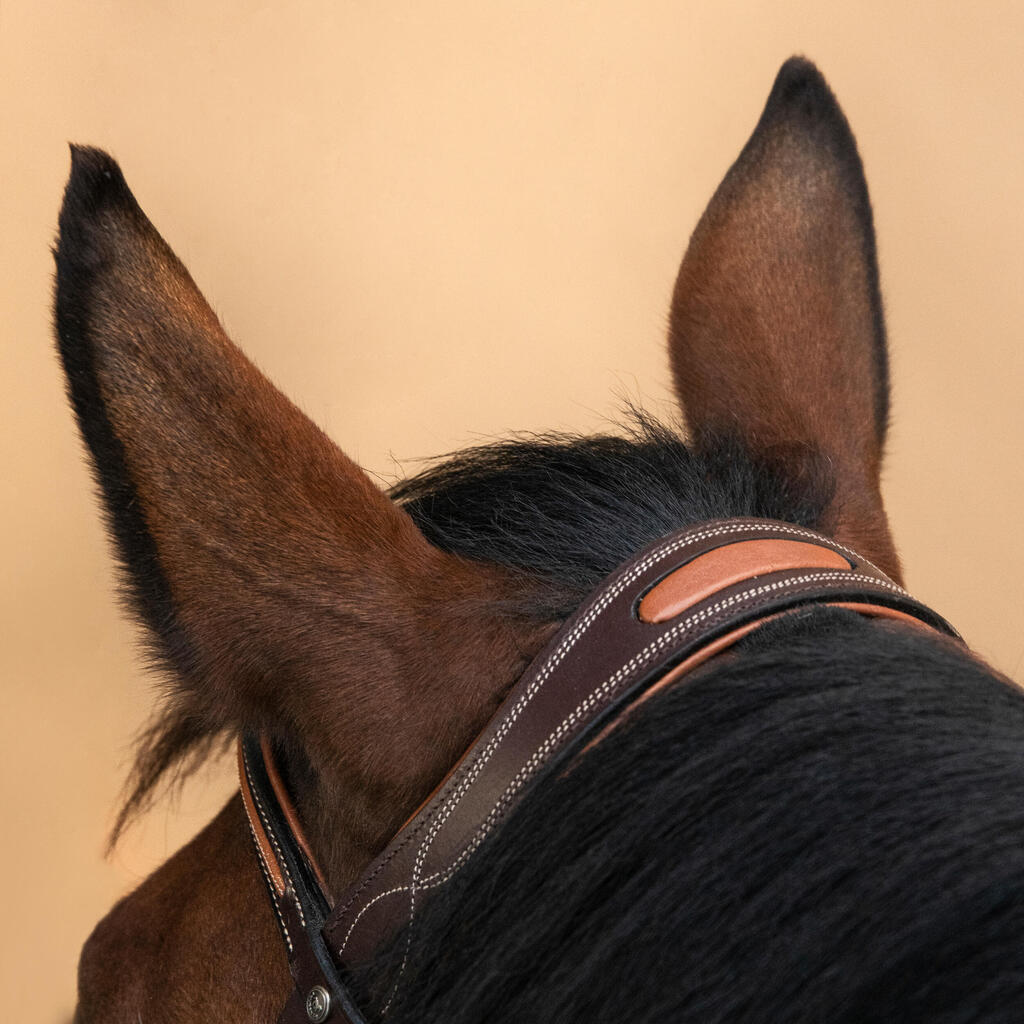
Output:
[
  {"xmin": 420, "ymin": 524, "xmax": 861, "ymax": 852},
  {"xmin": 432, "ymin": 524, "xmax": 890, "ymax": 844},
  {"xmin": 334, "ymin": 565, "xmax": 910, "ymax": 959},
  {"xmin": 343, "ymin": 522, "xmax": 896, "ymax": 939},
  {"xmin": 357, "ymin": 520, "xmax": 899, "ymax": 1003},
  {"xmin": 410, "ymin": 524, "xmax": 897, "ymax": 882},
  {"xmin": 247, "ymin": 818, "xmax": 294, "ymax": 955},
  {"xmin": 334, "ymin": 524, "xmax": 733, "ymax": 929},
  {"xmin": 379, "ymin": 905, "xmax": 413, "ymax": 1016},
  {"xmin": 336, "ymin": 884, "xmax": 413, "ymax": 958},
  {"xmin": 338, "ymin": 523, "xmax": 737, "ymax": 943},
  {"xmin": 416, "ymin": 569, "xmax": 906, "ymax": 887},
  {"xmin": 243, "ymin": 751, "xmax": 307, "ymax": 929},
  {"xmin": 337, "ymin": 520, "xmax": 885, "ymax": 934},
  {"xmin": 241, "ymin": 756, "xmax": 295, "ymax": 955}
]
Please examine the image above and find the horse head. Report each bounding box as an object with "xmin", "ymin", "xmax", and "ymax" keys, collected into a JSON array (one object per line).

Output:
[{"xmin": 57, "ymin": 58, "xmax": 1020, "ymax": 1023}]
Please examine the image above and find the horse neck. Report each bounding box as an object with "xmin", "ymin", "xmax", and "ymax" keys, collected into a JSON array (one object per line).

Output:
[{"xmin": 76, "ymin": 795, "xmax": 290, "ymax": 1023}]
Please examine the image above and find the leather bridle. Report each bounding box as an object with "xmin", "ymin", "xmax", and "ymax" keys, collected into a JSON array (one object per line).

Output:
[{"xmin": 238, "ymin": 518, "xmax": 960, "ymax": 1023}]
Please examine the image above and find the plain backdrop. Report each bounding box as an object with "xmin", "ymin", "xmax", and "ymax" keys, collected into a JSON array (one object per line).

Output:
[{"xmin": 2, "ymin": 2, "xmax": 1022, "ymax": 1019}]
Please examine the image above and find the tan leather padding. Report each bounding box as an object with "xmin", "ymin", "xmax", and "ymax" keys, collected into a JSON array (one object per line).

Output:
[
  {"xmin": 638, "ymin": 539, "xmax": 852, "ymax": 624},
  {"xmin": 647, "ymin": 598, "xmax": 935, "ymax": 702}
]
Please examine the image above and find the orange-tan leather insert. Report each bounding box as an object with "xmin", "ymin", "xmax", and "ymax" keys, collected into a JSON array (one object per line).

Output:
[{"xmin": 637, "ymin": 539, "xmax": 852, "ymax": 624}]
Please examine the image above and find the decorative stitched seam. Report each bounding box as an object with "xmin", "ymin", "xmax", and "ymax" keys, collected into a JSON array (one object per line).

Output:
[
  {"xmin": 336, "ymin": 885, "xmax": 415, "ymax": 959},
  {"xmin": 415, "ymin": 570, "xmax": 907, "ymax": 890},
  {"xmin": 332, "ymin": 521, "xmax": 739, "ymax": 946},
  {"xmin": 338, "ymin": 521, "xmax": 899, "ymax": 951},
  {"xmin": 241, "ymin": 752, "xmax": 295, "ymax": 955},
  {"xmin": 329, "ymin": 822, "xmax": 423, "ymax": 930},
  {"xmin": 379, "ymin": 902, "xmax": 413, "ymax": 1016},
  {"xmin": 332, "ymin": 571, "xmax": 912, "ymax": 960},
  {"xmin": 365, "ymin": 527, "xmax": 896, "ymax": 1004},
  {"xmin": 413, "ymin": 523, "xmax": 853, "ymax": 858},
  {"xmin": 415, "ymin": 523, "xmax": 895, "ymax": 870},
  {"xmin": 240, "ymin": 766, "xmax": 278, "ymax": 893},
  {"xmin": 244, "ymin": 751, "xmax": 307, "ymax": 929},
  {"xmin": 247, "ymin": 817, "xmax": 294, "ymax": 955},
  {"xmin": 380, "ymin": 567, "xmax": 902, "ymax": 1004},
  {"xmin": 340, "ymin": 523, "xmax": 749, "ymax": 990}
]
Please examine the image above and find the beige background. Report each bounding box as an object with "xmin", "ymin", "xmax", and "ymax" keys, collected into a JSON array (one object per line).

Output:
[{"xmin": 2, "ymin": 2, "xmax": 1022, "ymax": 1019}]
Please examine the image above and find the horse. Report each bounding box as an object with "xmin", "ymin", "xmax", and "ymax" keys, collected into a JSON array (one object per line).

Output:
[{"xmin": 56, "ymin": 57, "xmax": 1024, "ymax": 1023}]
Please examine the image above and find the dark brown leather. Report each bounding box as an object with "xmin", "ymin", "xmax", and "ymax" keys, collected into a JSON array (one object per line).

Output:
[
  {"xmin": 240, "ymin": 517, "xmax": 959, "ymax": 1023},
  {"xmin": 320, "ymin": 518, "xmax": 957, "ymax": 993},
  {"xmin": 276, "ymin": 899, "xmax": 359, "ymax": 1024}
]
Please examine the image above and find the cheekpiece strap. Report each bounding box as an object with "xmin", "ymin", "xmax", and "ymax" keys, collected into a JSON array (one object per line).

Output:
[{"xmin": 239, "ymin": 517, "xmax": 960, "ymax": 1023}]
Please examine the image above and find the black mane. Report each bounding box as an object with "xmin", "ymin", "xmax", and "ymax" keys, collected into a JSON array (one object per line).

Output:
[
  {"xmin": 341, "ymin": 417, "xmax": 1024, "ymax": 1022},
  {"xmin": 394, "ymin": 414, "xmax": 834, "ymax": 615},
  {"xmin": 360, "ymin": 613, "xmax": 1024, "ymax": 1023}
]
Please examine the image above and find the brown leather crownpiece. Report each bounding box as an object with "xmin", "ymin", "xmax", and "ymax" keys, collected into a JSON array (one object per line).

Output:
[
  {"xmin": 321, "ymin": 520, "xmax": 955, "ymax": 979},
  {"xmin": 638, "ymin": 539, "xmax": 852, "ymax": 624},
  {"xmin": 574, "ymin": 615, "xmax": 781, "ymax": 759},
  {"xmin": 239, "ymin": 518, "xmax": 961, "ymax": 1024}
]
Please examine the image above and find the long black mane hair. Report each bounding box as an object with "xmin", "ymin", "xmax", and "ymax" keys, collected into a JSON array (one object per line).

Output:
[{"xmin": 352, "ymin": 421, "xmax": 1024, "ymax": 1023}]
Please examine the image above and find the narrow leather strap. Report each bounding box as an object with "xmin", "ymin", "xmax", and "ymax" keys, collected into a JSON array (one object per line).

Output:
[{"xmin": 240, "ymin": 737, "xmax": 367, "ymax": 1024}]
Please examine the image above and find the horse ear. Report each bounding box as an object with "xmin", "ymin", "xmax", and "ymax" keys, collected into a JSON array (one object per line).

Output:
[
  {"xmin": 54, "ymin": 147, "xmax": 549, "ymax": 848},
  {"xmin": 668, "ymin": 58, "xmax": 901, "ymax": 582}
]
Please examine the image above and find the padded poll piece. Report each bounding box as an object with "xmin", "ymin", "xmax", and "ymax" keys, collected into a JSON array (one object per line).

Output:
[{"xmin": 239, "ymin": 518, "xmax": 959, "ymax": 1024}]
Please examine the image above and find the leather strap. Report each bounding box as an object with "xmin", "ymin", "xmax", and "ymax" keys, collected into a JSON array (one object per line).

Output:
[
  {"xmin": 240, "ymin": 737, "xmax": 368, "ymax": 1024},
  {"xmin": 239, "ymin": 517, "xmax": 960, "ymax": 1022}
]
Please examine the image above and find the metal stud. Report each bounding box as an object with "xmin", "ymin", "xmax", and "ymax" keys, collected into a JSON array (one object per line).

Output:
[{"xmin": 305, "ymin": 985, "xmax": 331, "ymax": 1023}]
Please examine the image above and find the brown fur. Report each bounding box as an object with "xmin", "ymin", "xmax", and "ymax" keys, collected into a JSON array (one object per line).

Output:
[
  {"xmin": 669, "ymin": 60, "xmax": 901, "ymax": 580},
  {"xmin": 60, "ymin": 58, "xmax": 906, "ymax": 1022},
  {"xmin": 77, "ymin": 798, "xmax": 290, "ymax": 1021},
  {"xmin": 58, "ymin": 148, "xmax": 559, "ymax": 885},
  {"xmin": 59, "ymin": 148, "xmax": 559, "ymax": 1022}
]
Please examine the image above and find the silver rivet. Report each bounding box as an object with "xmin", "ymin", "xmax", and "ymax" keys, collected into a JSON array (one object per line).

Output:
[{"xmin": 306, "ymin": 985, "xmax": 331, "ymax": 1023}]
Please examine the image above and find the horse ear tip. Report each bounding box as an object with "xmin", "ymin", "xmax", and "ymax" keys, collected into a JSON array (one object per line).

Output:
[
  {"xmin": 775, "ymin": 56, "xmax": 827, "ymax": 86},
  {"xmin": 765, "ymin": 57, "xmax": 839, "ymax": 122},
  {"xmin": 62, "ymin": 145, "xmax": 133, "ymax": 218},
  {"xmin": 57, "ymin": 146, "xmax": 137, "ymax": 274},
  {"xmin": 754, "ymin": 57, "xmax": 864, "ymax": 175}
]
